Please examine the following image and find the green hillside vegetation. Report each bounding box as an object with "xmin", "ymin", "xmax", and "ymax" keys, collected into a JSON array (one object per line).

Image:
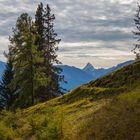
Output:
[{"xmin": 0, "ymin": 60, "xmax": 140, "ymax": 140}]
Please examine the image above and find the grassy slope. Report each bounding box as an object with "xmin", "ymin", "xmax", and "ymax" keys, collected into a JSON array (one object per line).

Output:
[{"xmin": 0, "ymin": 60, "xmax": 140, "ymax": 140}]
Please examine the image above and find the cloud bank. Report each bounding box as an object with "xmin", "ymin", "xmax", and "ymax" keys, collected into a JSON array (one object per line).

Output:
[{"xmin": 0, "ymin": 0, "xmax": 136, "ymax": 67}]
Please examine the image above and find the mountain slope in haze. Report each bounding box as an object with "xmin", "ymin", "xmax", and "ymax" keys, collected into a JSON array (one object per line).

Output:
[
  {"xmin": 0, "ymin": 61, "xmax": 5, "ymax": 79},
  {"xmin": 59, "ymin": 65, "xmax": 94, "ymax": 91},
  {"xmin": 0, "ymin": 60, "xmax": 134, "ymax": 91},
  {"xmin": 0, "ymin": 60, "xmax": 140, "ymax": 140},
  {"xmin": 59, "ymin": 60, "xmax": 134, "ymax": 91}
]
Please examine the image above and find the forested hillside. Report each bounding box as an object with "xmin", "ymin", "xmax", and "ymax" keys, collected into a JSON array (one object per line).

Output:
[{"xmin": 0, "ymin": 60, "xmax": 139, "ymax": 140}]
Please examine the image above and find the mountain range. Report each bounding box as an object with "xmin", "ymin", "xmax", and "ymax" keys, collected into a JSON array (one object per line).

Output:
[
  {"xmin": 83, "ymin": 60, "xmax": 134, "ymax": 79},
  {"xmin": 60, "ymin": 60, "xmax": 134, "ymax": 91},
  {"xmin": 0, "ymin": 60, "xmax": 134, "ymax": 91}
]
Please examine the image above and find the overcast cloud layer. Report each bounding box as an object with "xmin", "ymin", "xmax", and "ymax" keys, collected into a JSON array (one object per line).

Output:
[{"xmin": 0, "ymin": 0, "xmax": 137, "ymax": 68}]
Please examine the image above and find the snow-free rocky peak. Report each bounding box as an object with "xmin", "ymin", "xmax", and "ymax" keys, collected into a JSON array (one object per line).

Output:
[{"xmin": 83, "ymin": 62, "xmax": 95, "ymax": 72}]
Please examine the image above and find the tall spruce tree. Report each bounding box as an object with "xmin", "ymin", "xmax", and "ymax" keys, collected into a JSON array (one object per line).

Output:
[
  {"xmin": 35, "ymin": 3, "xmax": 64, "ymax": 101},
  {"xmin": 133, "ymin": 3, "xmax": 140, "ymax": 60},
  {"xmin": 10, "ymin": 13, "xmax": 48, "ymax": 108},
  {"xmin": 35, "ymin": 2, "xmax": 44, "ymax": 51},
  {"xmin": 0, "ymin": 51, "xmax": 15, "ymax": 110}
]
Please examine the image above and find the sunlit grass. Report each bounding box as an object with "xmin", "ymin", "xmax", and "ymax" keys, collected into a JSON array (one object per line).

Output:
[{"xmin": 0, "ymin": 60, "xmax": 140, "ymax": 139}]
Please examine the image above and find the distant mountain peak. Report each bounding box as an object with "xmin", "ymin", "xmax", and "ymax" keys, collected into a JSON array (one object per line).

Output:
[
  {"xmin": 83, "ymin": 60, "xmax": 134, "ymax": 79},
  {"xmin": 83, "ymin": 62, "xmax": 95, "ymax": 71}
]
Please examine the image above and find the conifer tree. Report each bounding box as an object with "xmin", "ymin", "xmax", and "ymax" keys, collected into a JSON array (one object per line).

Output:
[
  {"xmin": 0, "ymin": 51, "xmax": 15, "ymax": 110},
  {"xmin": 35, "ymin": 3, "xmax": 64, "ymax": 101},
  {"xmin": 10, "ymin": 13, "xmax": 48, "ymax": 108},
  {"xmin": 35, "ymin": 2, "xmax": 44, "ymax": 51},
  {"xmin": 133, "ymin": 3, "xmax": 140, "ymax": 60}
]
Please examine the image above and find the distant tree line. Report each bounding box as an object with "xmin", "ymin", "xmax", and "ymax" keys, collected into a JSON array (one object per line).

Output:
[{"xmin": 0, "ymin": 2, "xmax": 64, "ymax": 110}]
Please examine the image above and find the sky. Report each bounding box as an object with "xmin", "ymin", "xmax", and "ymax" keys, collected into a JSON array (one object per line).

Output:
[{"xmin": 0, "ymin": 0, "xmax": 137, "ymax": 68}]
